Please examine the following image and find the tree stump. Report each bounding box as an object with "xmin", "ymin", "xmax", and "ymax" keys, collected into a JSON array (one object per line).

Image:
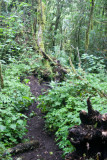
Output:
[{"xmin": 67, "ymin": 98, "xmax": 107, "ymax": 160}]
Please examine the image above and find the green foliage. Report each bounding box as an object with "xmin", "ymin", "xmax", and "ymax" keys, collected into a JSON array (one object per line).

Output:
[
  {"xmin": 0, "ymin": 0, "xmax": 107, "ymax": 159},
  {"xmin": 44, "ymin": 0, "xmax": 106, "ymax": 67},
  {"xmin": 0, "ymin": 142, "xmax": 12, "ymax": 160},
  {"xmin": 38, "ymin": 71, "xmax": 107, "ymax": 155},
  {"xmin": 0, "ymin": 14, "xmax": 24, "ymax": 62},
  {"xmin": 0, "ymin": 61, "xmax": 35, "ymax": 158},
  {"xmin": 0, "ymin": 0, "xmax": 34, "ymax": 63},
  {"xmin": 19, "ymin": 52, "xmax": 54, "ymax": 81},
  {"xmin": 81, "ymin": 53, "xmax": 106, "ymax": 73},
  {"xmin": 51, "ymin": 46, "xmax": 69, "ymax": 67}
]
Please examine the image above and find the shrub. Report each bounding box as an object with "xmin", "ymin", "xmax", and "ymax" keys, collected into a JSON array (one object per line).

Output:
[
  {"xmin": 0, "ymin": 61, "xmax": 35, "ymax": 159},
  {"xmin": 38, "ymin": 71, "xmax": 107, "ymax": 156}
]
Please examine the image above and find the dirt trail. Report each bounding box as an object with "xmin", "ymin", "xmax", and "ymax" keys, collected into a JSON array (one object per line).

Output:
[{"xmin": 13, "ymin": 76, "xmax": 63, "ymax": 160}]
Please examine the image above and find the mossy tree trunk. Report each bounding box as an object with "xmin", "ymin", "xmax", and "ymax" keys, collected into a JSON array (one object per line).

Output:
[
  {"xmin": 3, "ymin": 140, "xmax": 39, "ymax": 157},
  {"xmin": 85, "ymin": 0, "xmax": 95, "ymax": 51},
  {"xmin": 30, "ymin": 0, "xmax": 38, "ymax": 42},
  {"xmin": 33, "ymin": 0, "xmax": 68, "ymax": 81},
  {"xmin": 37, "ymin": 0, "xmax": 46, "ymax": 52},
  {"xmin": 52, "ymin": 1, "xmax": 63, "ymax": 47}
]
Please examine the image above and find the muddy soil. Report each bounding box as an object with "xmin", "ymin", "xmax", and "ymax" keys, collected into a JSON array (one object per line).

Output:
[{"xmin": 13, "ymin": 76, "xmax": 63, "ymax": 160}]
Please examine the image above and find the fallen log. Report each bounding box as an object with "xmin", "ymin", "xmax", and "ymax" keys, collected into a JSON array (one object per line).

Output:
[
  {"xmin": 33, "ymin": 44, "xmax": 69, "ymax": 81},
  {"xmin": 67, "ymin": 98, "xmax": 107, "ymax": 160},
  {"xmin": 38, "ymin": 46, "xmax": 68, "ymax": 74},
  {"xmin": 3, "ymin": 140, "xmax": 39, "ymax": 157}
]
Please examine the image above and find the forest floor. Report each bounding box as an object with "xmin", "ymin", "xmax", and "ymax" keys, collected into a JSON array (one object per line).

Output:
[{"xmin": 13, "ymin": 75, "xmax": 64, "ymax": 160}]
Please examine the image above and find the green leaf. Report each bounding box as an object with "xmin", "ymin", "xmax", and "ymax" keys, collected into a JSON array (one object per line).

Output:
[
  {"xmin": 0, "ymin": 125, "xmax": 6, "ymax": 131},
  {"xmin": 6, "ymin": 39, "xmax": 11, "ymax": 43},
  {"xmin": 10, "ymin": 124, "xmax": 16, "ymax": 130},
  {"xmin": 12, "ymin": 116, "xmax": 17, "ymax": 121},
  {"xmin": 42, "ymin": 0, "xmax": 46, "ymax": 3},
  {"xmin": 0, "ymin": 28, "xmax": 3, "ymax": 32},
  {"xmin": 49, "ymin": 152, "xmax": 53, "ymax": 155},
  {"xmin": 24, "ymin": 79, "xmax": 30, "ymax": 84},
  {"xmin": 17, "ymin": 120, "xmax": 24, "ymax": 125},
  {"xmin": 22, "ymin": 96, "xmax": 31, "ymax": 101},
  {"xmin": 0, "ymin": 118, "xmax": 3, "ymax": 121}
]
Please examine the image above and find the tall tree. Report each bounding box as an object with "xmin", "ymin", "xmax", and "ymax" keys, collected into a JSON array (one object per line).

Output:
[
  {"xmin": 85, "ymin": 0, "xmax": 95, "ymax": 51},
  {"xmin": 37, "ymin": 0, "xmax": 46, "ymax": 52}
]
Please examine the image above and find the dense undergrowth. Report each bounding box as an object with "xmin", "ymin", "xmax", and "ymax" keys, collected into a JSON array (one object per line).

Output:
[
  {"xmin": 0, "ymin": 60, "xmax": 35, "ymax": 159},
  {"xmin": 38, "ymin": 70, "xmax": 107, "ymax": 156},
  {"xmin": 0, "ymin": 52, "xmax": 107, "ymax": 159},
  {"xmin": 0, "ymin": 1, "xmax": 107, "ymax": 159},
  {"xmin": 0, "ymin": 51, "xmax": 57, "ymax": 159}
]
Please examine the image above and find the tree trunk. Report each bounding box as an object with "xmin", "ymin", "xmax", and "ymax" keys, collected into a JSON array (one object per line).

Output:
[
  {"xmin": 37, "ymin": 0, "xmax": 45, "ymax": 52},
  {"xmin": 52, "ymin": 1, "xmax": 63, "ymax": 47},
  {"xmin": 35, "ymin": 0, "xmax": 67, "ymax": 81},
  {"xmin": 0, "ymin": 63, "xmax": 4, "ymax": 90},
  {"xmin": 85, "ymin": 0, "xmax": 95, "ymax": 51}
]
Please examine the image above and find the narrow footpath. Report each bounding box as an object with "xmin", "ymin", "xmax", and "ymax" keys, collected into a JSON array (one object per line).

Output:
[{"xmin": 13, "ymin": 76, "xmax": 63, "ymax": 160}]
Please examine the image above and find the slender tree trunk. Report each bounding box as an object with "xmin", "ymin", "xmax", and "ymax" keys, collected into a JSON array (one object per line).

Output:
[
  {"xmin": 0, "ymin": 63, "xmax": 4, "ymax": 90},
  {"xmin": 104, "ymin": 1, "xmax": 107, "ymax": 36},
  {"xmin": 85, "ymin": 0, "xmax": 95, "ymax": 51},
  {"xmin": 37, "ymin": 0, "xmax": 45, "ymax": 52},
  {"xmin": 60, "ymin": 25, "xmax": 63, "ymax": 50},
  {"xmin": 53, "ymin": 1, "xmax": 62, "ymax": 47}
]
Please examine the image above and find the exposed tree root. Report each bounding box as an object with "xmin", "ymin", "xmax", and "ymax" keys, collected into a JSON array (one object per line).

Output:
[{"xmin": 66, "ymin": 98, "xmax": 107, "ymax": 160}]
